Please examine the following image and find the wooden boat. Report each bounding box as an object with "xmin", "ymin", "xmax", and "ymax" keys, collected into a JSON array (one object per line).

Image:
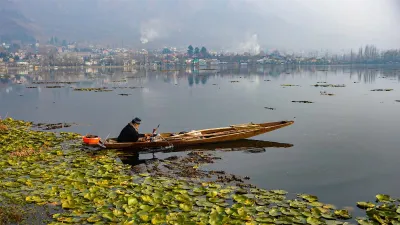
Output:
[{"xmin": 104, "ymin": 120, "xmax": 294, "ymax": 150}]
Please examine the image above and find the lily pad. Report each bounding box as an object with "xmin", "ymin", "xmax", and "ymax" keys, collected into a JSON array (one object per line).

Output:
[
  {"xmin": 299, "ymin": 194, "xmax": 319, "ymax": 202},
  {"xmin": 376, "ymin": 194, "xmax": 392, "ymax": 203},
  {"xmin": 357, "ymin": 202, "xmax": 375, "ymax": 209},
  {"xmin": 334, "ymin": 209, "xmax": 351, "ymax": 219}
]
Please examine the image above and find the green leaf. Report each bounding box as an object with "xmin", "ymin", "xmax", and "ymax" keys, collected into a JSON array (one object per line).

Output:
[
  {"xmin": 87, "ymin": 215, "xmax": 101, "ymax": 223},
  {"xmin": 299, "ymin": 194, "xmax": 319, "ymax": 202},
  {"xmin": 355, "ymin": 218, "xmax": 375, "ymax": 225},
  {"xmin": 102, "ymin": 212, "xmax": 115, "ymax": 222},
  {"xmin": 334, "ymin": 209, "xmax": 352, "ymax": 219},
  {"xmin": 269, "ymin": 208, "xmax": 280, "ymax": 217},
  {"xmin": 271, "ymin": 190, "xmax": 287, "ymax": 195},
  {"xmin": 128, "ymin": 197, "xmax": 138, "ymax": 206},
  {"xmin": 255, "ymin": 216, "xmax": 274, "ymax": 223},
  {"xmin": 357, "ymin": 202, "xmax": 375, "ymax": 209},
  {"xmin": 179, "ymin": 203, "xmax": 192, "ymax": 212},
  {"xmin": 306, "ymin": 216, "xmax": 324, "ymax": 225},
  {"xmin": 376, "ymin": 194, "xmax": 392, "ymax": 203}
]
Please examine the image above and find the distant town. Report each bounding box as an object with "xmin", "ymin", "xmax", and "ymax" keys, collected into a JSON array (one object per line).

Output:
[{"xmin": 1, "ymin": 38, "xmax": 400, "ymax": 73}]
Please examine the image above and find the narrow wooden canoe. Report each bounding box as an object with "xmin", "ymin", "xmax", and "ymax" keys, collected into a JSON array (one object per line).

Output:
[{"xmin": 104, "ymin": 120, "xmax": 294, "ymax": 150}]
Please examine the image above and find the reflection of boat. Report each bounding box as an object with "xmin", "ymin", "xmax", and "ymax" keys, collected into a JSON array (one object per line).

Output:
[
  {"xmin": 104, "ymin": 121, "xmax": 294, "ymax": 150},
  {"xmin": 117, "ymin": 139, "xmax": 293, "ymax": 165}
]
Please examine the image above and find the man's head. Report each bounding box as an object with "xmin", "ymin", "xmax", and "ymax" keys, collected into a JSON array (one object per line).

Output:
[{"xmin": 131, "ymin": 117, "xmax": 141, "ymax": 128}]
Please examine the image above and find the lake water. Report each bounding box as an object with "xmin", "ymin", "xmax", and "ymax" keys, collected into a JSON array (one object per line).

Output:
[{"xmin": 1, "ymin": 65, "xmax": 400, "ymax": 214}]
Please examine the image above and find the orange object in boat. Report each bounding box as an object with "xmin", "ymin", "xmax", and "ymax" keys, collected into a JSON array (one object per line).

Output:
[{"xmin": 83, "ymin": 135, "xmax": 101, "ymax": 145}]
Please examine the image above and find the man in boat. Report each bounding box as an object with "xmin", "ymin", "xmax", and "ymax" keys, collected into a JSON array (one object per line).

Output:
[{"xmin": 117, "ymin": 117, "xmax": 151, "ymax": 142}]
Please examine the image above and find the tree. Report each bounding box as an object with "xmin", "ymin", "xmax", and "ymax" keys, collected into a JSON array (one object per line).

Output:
[
  {"xmin": 200, "ymin": 47, "xmax": 208, "ymax": 58},
  {"xmin": 162, "ymin": 48, "xmax": 172, "ymax": 54},
  {"xmin": 54, "ymin": 37, "xmax": 59, "ymax": 45},
  {"xmin": 187, "ymin": 45, "xmax": 194, "ymax": 57},
  {"xmin": 194, "ymin": 47, "xmax": 200, "ymax": 55}
]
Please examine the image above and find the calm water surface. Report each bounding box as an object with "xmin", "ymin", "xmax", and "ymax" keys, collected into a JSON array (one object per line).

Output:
[{"xmin": 1, "ymin": 65, "xmax": 400, "ymax": 213}]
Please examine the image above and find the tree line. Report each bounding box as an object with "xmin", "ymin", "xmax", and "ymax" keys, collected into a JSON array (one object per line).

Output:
[{"xmin": 187, "ymin": 45, "xmax": 210, "ymax": 58}]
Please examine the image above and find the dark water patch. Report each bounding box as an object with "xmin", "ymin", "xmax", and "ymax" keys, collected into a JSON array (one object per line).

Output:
[
  {"xmin": 292, "ymin": 101, "xmax": 314, "ymax": 103},
  {"xmin": 371, "ymin": 89, "xmax": 393, "ymax": 91},
  {"xmin": 320, "ymin": 91, "xmax": 335, "ymax": 96},
  {"xmin": 281, "ymin": 84, "xmax": 300, "ymax": 87},
  {"xmin": 312, "ymin": 84, "xmax": 346, "ymax": 87},
  {"xmin": 45, "ymin": 86, "xmax": 64, "ymax": 88},
  {"xmin": 32, "ymin": 122, "xmax": 79, "ymax": 130}
]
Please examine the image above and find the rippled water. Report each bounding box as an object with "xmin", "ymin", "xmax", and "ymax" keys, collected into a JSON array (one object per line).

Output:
[{"xmin": 1, "ymin": 65, "xmax": 400, "ymax": 212}]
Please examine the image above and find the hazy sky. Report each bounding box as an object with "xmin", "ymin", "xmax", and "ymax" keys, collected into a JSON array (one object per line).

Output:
[{"xmin": 12, "ymin": 0, "xmax": 400, "ymax": 52}]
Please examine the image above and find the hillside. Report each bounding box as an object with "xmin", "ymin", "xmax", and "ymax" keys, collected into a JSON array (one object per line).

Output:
[{"xmin": 0, "ymin": 0, "xmax": 36, "ymax": 43}]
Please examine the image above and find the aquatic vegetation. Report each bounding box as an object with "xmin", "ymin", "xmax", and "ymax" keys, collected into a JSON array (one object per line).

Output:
[
  {"xmin": 292, "ymin": 101, "xmax": 314, "ymax": 103},
  {"xmin": 46, "ymin": 86, "xmax": 64, "ymax": 88},
  {"xmin": 0, "ymin": 118, "xmax": 360, "ymax": 224},
  {"xmin": 32, "ymin": 81, "xmax": 78, "ymax": 84},
  {"xmin": 112, "ymin": 87, "xmax": 144, "ymax": 89},
  {"xmin": 230, "ymin": 80, "xmax": 240, "ymax": 83},
  {"xmin": 264, "ymin": 107, "xmax": 276, "ymax": 110},
  {"xmin": 320, "ymin": 91, "xmax": 335, "ymax": 96},
  {"xmin": 395, "ymin": 100, "xmax": 400, "ymax": 102},
  {"xmin": 33, "ymin": 122, "xmax": 77, "ymax": 130},
  {"xmin": 0, "ymin": 204, "xmax": 23, "ymax": 224},
  {"xmin": 73, "ymin": 87, "xmax": 113, "ymax": 92},
  {"xmin": 111, "ymin": 79, "xmax": 127, "ymax": 83},
  {"xmin": 312, "ymin": 84, "xmax": 346, "ymax": 87},
  {"xmin": 355, "ymin": 194, "xmax": 400, "ymax": 224},
  {"xmin": 2, "ymin": 118, "xmax": 400, "ymax": 225},
  {"xmin": 118, "ymin": 94, "xmax": 131, "ymax": 96},
  {"xmin": 281, "ymin": 84, "xmax": 300, "ymax": 87},
  {"xmin": 25, "ymin": 86, "xmax": 38, "ymax": 89},
  {"xmin": 371, "ymin": 89, "xmax": 394, "ymax": 92}
]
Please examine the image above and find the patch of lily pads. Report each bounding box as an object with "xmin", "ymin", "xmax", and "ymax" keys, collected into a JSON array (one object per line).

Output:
[
  {"xmin": 320, "ymin": 91, "xmax": 335, "ymax": 96},
  {"xmin": 281, "ymin": 84, "xmax": 300, "ymax": 87},
  {"xmin": 312, "ymin": 84, "xmax": 346, "ymax": 88},
  {"xmin": 73, "ymin": 88, "xmax": 113, "ymax": 92},
  {"xmin": 370, "ymin": 89, "xmax": 394, "ymax": 92},
  {"xmin": 292, "ymin": 101, "xmax": 314, "ymax": 104},
  {"xmin": 1, "ymin": 118, "xmax": 400, "ymax": 225}
]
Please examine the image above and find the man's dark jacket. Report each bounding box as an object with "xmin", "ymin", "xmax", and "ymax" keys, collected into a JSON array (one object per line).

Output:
[{"xmin": 117, "ymin": 123, "xmax": 144, "ymax": 142}]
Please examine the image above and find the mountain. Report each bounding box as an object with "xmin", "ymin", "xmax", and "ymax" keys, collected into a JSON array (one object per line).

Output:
[
  {"xmin": 1, "ymin": 0, "xmax": 399, "ymax": 50},
  {"xmin": 0, "ymin": 0, "xmax": 37, "ymax": 43}
]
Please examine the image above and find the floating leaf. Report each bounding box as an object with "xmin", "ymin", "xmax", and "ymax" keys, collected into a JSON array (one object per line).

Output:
[
  {"xmin": 307, "ymin": 216, "xmax": 325, "ymax": 225},
  {"xmin": 334, "ymin": 209, "xmax": 351, "ymax": 219},
  {"xmin": 87, "ymin": 215, "xmax": 101, "ymax": 223},
  {"xmin": 179, "ymin": 203, "xmax": 192, "ymax": 212},
  {"xmin": 271, "ymin": 190, "xmax": 287, "ymax": 195},
  {"xmin": 357, "ymin": 202, "xmax": 375, "ymax": 209},
  {"xmin": 376, "ymin": 194, "xmax": 392, "ymax": 203},
  {"xmin": 299, "ymin": 194, "xmax": 319, "ymax": 202},
  {"xmin": 128, "ymin": 197, "xmax": 138, "ymax": 206},
  {"xmin": 269, "ymin": 208, "xmax": 280, "ymax": 217}
]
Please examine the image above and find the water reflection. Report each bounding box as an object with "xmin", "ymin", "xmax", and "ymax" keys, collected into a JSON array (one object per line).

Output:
[
  {"xmin": 1, "ymin": 65, "xmax": 399, "ymax": 89},
  {"xmin": 117, "ymin": 139, "xmax": 294, "ymax": 167}
]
